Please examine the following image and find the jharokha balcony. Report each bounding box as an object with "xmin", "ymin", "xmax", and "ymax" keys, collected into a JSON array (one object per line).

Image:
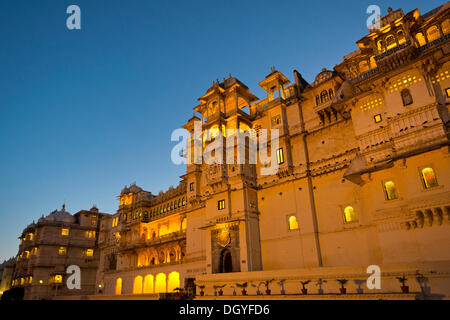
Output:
[{"xmin": 118, "ymin": 230, "xmax": 186, "ymax": 251}]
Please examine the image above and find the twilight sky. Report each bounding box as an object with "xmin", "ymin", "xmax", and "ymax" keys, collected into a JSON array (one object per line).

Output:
[{"xmin": 0, "ymin": 0, "xmax": 444, "ymax": 262}]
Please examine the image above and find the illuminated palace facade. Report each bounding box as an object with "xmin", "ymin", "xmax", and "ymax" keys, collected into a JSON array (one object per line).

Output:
[
  {"xmin": 92, "ymin": 4, "xmax": 450, "ymax": 299},
  {"xmin": 11, "ymin": 205, "xmax": 106, "ymax": 300}
]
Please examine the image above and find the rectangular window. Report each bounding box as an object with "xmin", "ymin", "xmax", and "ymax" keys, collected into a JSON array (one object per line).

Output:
[
  {"xmin": 61, "ymin": 228, "xmax": 69, "ymax": 236},
  {"xmin": 374, "ymin": 114, "xmax": 382, "ymax": 123},
  {"xmin": 86, "ymin": 231, "xmax": 96, "ymax": 238},
  {"xmin": 218, "ymin": 199, "xmax": 226, "ymax": 210},
  {"xmin": 383, "ymin": 181, "xmax": 398, "ymax": 200},
  {"xmin": 190, "ymin": 182, "xmax": 194, "ymax": 191},
  {"xmin": 58, "ymin": 247, "xmax": 67, "ymax": 256},
  {"xmin": 277, "ymin": 148, "xmax": 285, "ymax": 165}
]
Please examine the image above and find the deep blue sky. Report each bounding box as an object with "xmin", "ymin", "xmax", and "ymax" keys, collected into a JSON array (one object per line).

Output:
[{"xmin": 0, "ymin": 0, "xmax": 443, "ymax": 261}]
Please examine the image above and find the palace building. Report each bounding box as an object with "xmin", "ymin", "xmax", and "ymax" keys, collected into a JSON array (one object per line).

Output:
[
  {"xmin": 11, "ymin": 205, "xmax": 108, "ymax": 300},
  {"xmin": 8, "ymin": 3, "xmax": 450, "ymax": 300}
]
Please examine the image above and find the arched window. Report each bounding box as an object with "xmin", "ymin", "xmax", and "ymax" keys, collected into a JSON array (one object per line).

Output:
[
  {"xmin": 219, "ymin": 249, "xmax": 233, "ymax": 273},
  {"xmin": 320, "ymin": 90, "xmax": 329, "ymax": 104},
  {"xmin": 344, "ymin": 206, "xmax": 357, "ymax": 223},
  {"xmin": 427, "ymin": 25, "xmax": 441, "ymax": 42},
  {"xmin": 155, "ymin": 273, "xmax": 167, "ymax": 293},
  {"xmin": 421, "ymin": 167, "xmax": 438, "ymax": 189},
  {"xmin": 315, "ymin": 95, "xmax": 320, "ymax": 106},
  {"xmin": 359, "ymin": 60, "xmax": 369, "ymax": 73},
  {"xmin": 397, "ymin": 30, "xmax": 406, "ymax": 45},
  {"xmin": 415, "ymin": 32, "xmax": 427, "ymax": 46},
  {"xmin": 288, "ymin": 216, "xmax": 299, "ymax": 230},
  {"xmin": 143, "ymin": 275, "xmax": 154, "ymax": 294},
  {"xmin": 168, "ymin": 272, "xmax": 180, "ymax": 293},
  {"xmin": 386, "ymin": 35, "xmax": 397, "ymax": 50},
  {"xmin": 115, "ymin": 278, "xmax": 122, "ymax": 295},
  {"xmin": 442, "ymin": 19, "xmax": 450, "ymax": 35},
  {"xmin": 383, "ymin": 181, "xmax": 398, "ymax": 200},
  {"xmin": 401, "ymin": 89, "xmax": 413, "ymax": 106},
  {"xmin": 133, "ymin": 276, "xmax": 143, "ymax": 294}
]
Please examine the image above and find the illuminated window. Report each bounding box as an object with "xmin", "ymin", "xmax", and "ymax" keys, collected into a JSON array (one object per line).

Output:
[
  {"xmin": 271, "ymin": 115, "xmax": 281, "ymax": 127},
  {"xmin": 442, "ymin": 19, "xmax": 450, "ymax": 35},
  {"xmin": 115, "ymin": 278, "xmax": 122, "ymax": 295},
  {"xmin": 218, "ymin": 199, "xmax": 226, "ymax": 210},
  {"xmin": 397, "ymin": 30, "xmax": 406, "ymax": 45},
  {"xmin": 288, "ymin": 216, "xmax": 299, "ymax": 230},
  {"xmin": 415, "ymin": 32, "xmax": 426, "ymax": 46},
  {"xmin": 58, "ymin": 247, "xmax": 67, "ymax": 255},
  {"xmin": 377, "ymin": 40, "xmax": 385, "ymax": 53},
  {"xmin": 386, "ymin": 35, "xmax": 397, "ymax": 50},
  {"xmin": 374, "ymin": 114, "xmax": 382, "ymax": 123},
  {"xmin": 277, "ymin": 148, "xmax": 285, "ymax": 165},
  {"xmin": 445, "ymin": 88, "xmax": 450, "ymax": 98},
  {"xmin": 190, "ymin": 182, "xmax": 194, "ymax": 191},
  {"xmin": 383, "ymin": 181, "xmax": 399, "ymax": 200},
  {"xmin": 427, "ymin": 25, "xmax": 441, "ymax": 42},
  {"xmin": 359, "ymin": 61, "xmax": 369, "ymax": 73},
  {"xmin": 85, "ymin": 249, "xmax": 94, "ymax": 257},
  {"xmin": 421, "ymin": 167, "xmax": 438, "ymax": 189},
  {"xmin": 61, "ymin": 228, "xmax": 69, "ymax": 236},
  {"xmin": 401, "ymin": 89, "xmax": 413, "ymax": 106},
  {"xmin": 54, "ymin": 275, "xmax": 63, "ymax": 283},
  {"xmin": 133, "ymin": 276, "xmax": 143, "ymax": 294},
  {"xmin": 320, "ymin": 90, "xmax": 329, "ymax": 104},
  {"xmin": 343, "ymin": 206, "xmax": 357, "ymax": 223}
]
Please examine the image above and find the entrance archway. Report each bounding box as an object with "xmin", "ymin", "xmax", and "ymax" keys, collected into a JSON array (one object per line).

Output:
[{"xmin": 219, "ymin": 249, "xmax": 232, "ymax": 273}]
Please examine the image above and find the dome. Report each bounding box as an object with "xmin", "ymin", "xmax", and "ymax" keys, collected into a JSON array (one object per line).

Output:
[
  {"xmin": 313, "ymin": 68, "xmax": 335, "ymax": 87},
  {"xmin": 45, "ymin": 205, "xmax": 76, "ymax": 223}
]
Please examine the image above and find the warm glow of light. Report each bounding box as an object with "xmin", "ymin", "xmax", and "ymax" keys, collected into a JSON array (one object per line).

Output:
[
  {"xmin": 288, "ymin": 216, "xmax": 299, "ymax": 230},
  {"xmin": 384, "ymin": 181, "xmax": 398, "ymax": 200},
  {"xmin": 133, "ymin": 276, "xmax": 143, "ymax": 294},
  {"xmin": 422, "ymin": 167, "xmax": 438, "ymax": 189},
  {"xmin": 143, "ymin": 274, "xmax": 154, "ymax": 293},
  {"xmin": 159, "ymin": 225, "xmax": 169, "ymax": 237},
  {"xmin": 167, "ymin": 272, "xmax": 180, "ymax": 293},
  {"xmin": 155, "ymin": 273, "xmax": 167, "ymax": 293},
  {"xmin": 115, "ymin": 278, "xmax": 122, "ymax": 295},
  {"xmin": 344, "ymin": 206, "xmax": 357, "ymax": 223}
]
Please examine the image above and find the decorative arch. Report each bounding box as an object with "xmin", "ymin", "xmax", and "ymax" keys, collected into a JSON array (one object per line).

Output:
[
  {"xmin": 167, "ymin": 272, "xmax": 180, "ymax": 293},
  {"xmin": 219, "ymin": 249, "xmax": 233, "ymax": 273},
  {"xmin": 155, "ymin": 273, "xmax": 167, "ymax": 293},
  {"xmin": 143, "ymin": 274, "xmax": 154, "ymax": 294},
  {"xmin": 427, "ymin": 25, "xmax": 441, "ymax": 42},
  {"xmin": 320, "ymin": 90, "xmax": 329, "ymax": 104}
]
